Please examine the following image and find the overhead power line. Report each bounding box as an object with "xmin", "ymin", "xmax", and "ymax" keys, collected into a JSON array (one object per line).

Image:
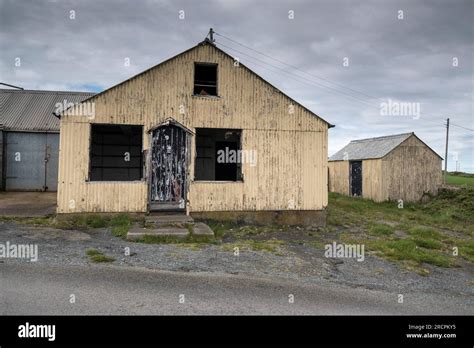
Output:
[
  {"xmin": 213, "ymin": 30, "xmax": 473, "ymax": 133},
  {"xmin": 216, "ymin": 41, "xmax": 380, "ymax": 110},
  {"xmin": 450, "ymin": 123, "xmax": 474, "ymax": 132},
  {"xmin": 215, "ymin": 30, "xmax": 384, "ymax": 103}
]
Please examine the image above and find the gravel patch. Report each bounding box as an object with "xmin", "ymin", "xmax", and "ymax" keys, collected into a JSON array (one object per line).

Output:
[{"xmin": 1, "ymin": 221, "xmax": 472, "ymax": 300}]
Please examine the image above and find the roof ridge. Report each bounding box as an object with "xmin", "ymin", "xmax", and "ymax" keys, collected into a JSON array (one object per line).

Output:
[{"xmin": 350, "ymin": 132, "xmax": 413, "ymax": 143}]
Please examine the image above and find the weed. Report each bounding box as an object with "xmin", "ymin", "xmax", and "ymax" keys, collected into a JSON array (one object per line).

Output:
[
  {"xmin": 407, "ymin": 226, "xmax": 443, "ymax": 240},
  {"xmin": 411, "ymin": 238, "xmax": 443, "ymax": 250},
  {"xmin": 89, "ymin": 254, "xmax": 115, "ymax": 263},
  {"xmin": 368, "ymin": 223, "xmax": 394, "ymax": 236},
  {"xmin": 85, "ymin": 249, "xmax": 115, "ymax": 263}
]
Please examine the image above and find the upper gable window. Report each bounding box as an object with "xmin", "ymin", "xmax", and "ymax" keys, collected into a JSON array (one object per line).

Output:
[{"xmin": 194, "ymin": 63, "xmax": 217, "ymax": 96}]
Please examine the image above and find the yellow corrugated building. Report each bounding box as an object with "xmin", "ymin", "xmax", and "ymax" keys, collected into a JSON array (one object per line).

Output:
[{"xmin": 56, "ymin": 39, "xmax": 332, "ymax": 225}]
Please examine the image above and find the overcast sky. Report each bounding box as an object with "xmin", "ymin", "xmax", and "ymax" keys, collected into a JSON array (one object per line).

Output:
[{"xmin": 1, "ymin": 0, "xmax": 472, "ymax": 172}]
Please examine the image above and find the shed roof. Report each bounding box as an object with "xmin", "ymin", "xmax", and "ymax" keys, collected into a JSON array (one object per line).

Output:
[
  {"xmin": 329, "ymin": 133, "xmax": 415, "ymax": 161},
  {"xmin": 0, "ymin": 89, "xmax": 95, "ymax": 132}
]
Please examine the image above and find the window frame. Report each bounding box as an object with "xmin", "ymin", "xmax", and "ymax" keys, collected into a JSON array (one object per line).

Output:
[
  {"xmin": 87, "ymin": 123, "xmax": 144, "ymax": 182},
  {"xmin": 193, "ymin": 62, "xmax": 219, "ymax": 97},
  {"xmin": 194, "ymin": 128, "xmax": 243, "ymax": 183}
]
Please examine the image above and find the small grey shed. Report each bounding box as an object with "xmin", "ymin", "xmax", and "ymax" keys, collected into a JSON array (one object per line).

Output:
[{"xmin": 328, "ymin": 132, "xmax": 443, "ymax": 202}]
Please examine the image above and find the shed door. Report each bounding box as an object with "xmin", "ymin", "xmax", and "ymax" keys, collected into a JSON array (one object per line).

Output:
[
  {"xmin": 5, "ymin": 132, "xmax": 59, "ymax": 191},
  {"xmin": 45, "ymin": 133, "xmax": 59, "ymax": 191},
  {"xmin": 150, "ymin": 125, "xmax": 187, "ymax": 210},
  {"xmin": 350, "ymin": 161, "xmax": 362, "ymax": 197}
]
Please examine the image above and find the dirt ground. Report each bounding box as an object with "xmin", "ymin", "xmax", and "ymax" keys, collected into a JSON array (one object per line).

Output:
[{"xmin": 0, "ymin": 192, "xmax": 57, "ymax": 217}]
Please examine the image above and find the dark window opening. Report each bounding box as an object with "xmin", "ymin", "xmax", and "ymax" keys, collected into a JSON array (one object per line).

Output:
[
  {"xmin": 90, "ymin": 124, "xmax": 143, "ymax": 181},
  {"xmin": 194, "ymin": 63, "xmax": 217, "ymax": 96},
  {"xmin": 195, "ymin": 128, "xmax": 242, "ymax": 181}
]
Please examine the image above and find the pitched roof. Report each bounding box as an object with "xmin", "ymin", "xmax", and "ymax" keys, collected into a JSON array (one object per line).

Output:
[
  {"xmin": 0, "ymin": 89, "xmax": 95, "ymax": 132},
  {"xmin": 73, "ymin": 39, "xmax": 333, "ymax": 127},
  {"xmin": 329, "ymin": 133, "xmax": 415, "ymax": 161}
]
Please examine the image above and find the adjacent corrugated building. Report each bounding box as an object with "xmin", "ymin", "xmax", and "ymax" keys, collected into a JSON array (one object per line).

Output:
[
  {"xmin": 56, "ymin": 39, "xmax": 333, "ymax": 225},
  {"xmin": 328, "ymin": 133, "xmax": 443, "ymax": 202},
  {"xmin": 0, "ymin": 89, "xmax": 94, "ymax": 191}
]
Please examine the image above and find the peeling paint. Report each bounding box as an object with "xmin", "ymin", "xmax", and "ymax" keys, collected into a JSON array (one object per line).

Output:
[{"xmin": 150, "ymin": 125, "xmax": 187, "ymax": 204}]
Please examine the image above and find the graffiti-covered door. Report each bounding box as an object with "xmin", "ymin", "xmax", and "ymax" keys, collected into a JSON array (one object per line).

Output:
[
  {"xmin": 350, "ymin": 161, "xmax": 362, "ymax": 197},
  {"xmin": 150, "ymin": 125, "xmax": 188, "ymax": 210}
]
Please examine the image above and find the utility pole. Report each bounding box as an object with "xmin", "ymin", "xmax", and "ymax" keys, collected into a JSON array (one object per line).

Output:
[
  {"xmin": 208, "ymin": 28, "xmax": 215, "ymax": 44},
  {"xmin": 444, "ymin": 118, "xmax": 450, "ymax": 184}
]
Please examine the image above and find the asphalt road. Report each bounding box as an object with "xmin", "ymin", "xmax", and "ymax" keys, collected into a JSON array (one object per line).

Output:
[{"xmin": 1, "ymin": 262, "xmax": 470, "ymax": 315}]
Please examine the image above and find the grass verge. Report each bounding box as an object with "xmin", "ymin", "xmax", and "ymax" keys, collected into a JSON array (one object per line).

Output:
[
  {"xmin": 324, "ymin": 188, "xmax": 473, "ymax": 272},
  {"xmin": 1, "ymin": 213, "xmax": 139, "ymax": 238}
]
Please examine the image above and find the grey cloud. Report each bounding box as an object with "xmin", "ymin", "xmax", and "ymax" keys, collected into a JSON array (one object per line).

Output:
[{"xmin": 0, "ymin": 0, "xmax": 472, "ymax": 171}]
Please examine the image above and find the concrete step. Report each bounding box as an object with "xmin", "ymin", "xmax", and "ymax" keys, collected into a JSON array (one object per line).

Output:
[
  {"xmin": 126, "ymin": 221, "xmax": 215, "ymax": 241},
  {"xmin": 193, "ymin": 222, "xmax": 214, "ymax": 236},
  {"xmin": 127, "ymin": 227, "xmax": 189, "ymax": 241},
  {"xmin": 145, "ymin": 214, "xmax": 194, "ymax": 224}
]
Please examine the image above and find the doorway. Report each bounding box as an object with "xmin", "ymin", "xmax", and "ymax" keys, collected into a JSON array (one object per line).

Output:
[
  {"xmin": 5, "ymin": 132, "xmax": 59, "ymax": 191},
  {"xmin": 149, "ymin": 124, "xmax": 188, "ymax": 211},
  {"xmin": 350, "ymin": 161, "xmax": 362, "ymax": 197}
]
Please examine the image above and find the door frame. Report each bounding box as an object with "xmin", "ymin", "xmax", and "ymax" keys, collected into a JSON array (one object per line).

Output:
[{"xmin": 147, "ymin": 118, "xmax": 194, "ymax": 212}]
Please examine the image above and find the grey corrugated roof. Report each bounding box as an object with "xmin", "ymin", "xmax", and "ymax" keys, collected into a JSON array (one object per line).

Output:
[
  {"xmin": 329, "ymin": 133, "xmax": 414, "ymax": 161},
  {"xmin": 0, "ymin": 89, "xmax": 95, "ymax": 132}
]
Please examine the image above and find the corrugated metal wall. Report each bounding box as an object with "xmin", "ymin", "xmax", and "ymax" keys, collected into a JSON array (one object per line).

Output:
[
  {"xmin": 328, "ymin": 161, "xmax": 349, "ymax": 195},
  {"xmin": 5, "ymin": 132, "xmax": 59, "ymax": 191},
  {"xmin": 362, "ymin": 159, "xmax": 383, "ymax": 202},
  {"xmin": 382, "ymin": 135, "xmax": 442, "ymax": 202},
  {"xmin": 329, "ymin": 159, "xmax": 385, "ymax": 202},
  {"xmin": 57, "ymin": 43, "xmax": 328, "ymax": 213},
  {"xmin": 189, "ymin": 129, "xmax": 327, "ymax": 211},
  {"xmin": 45, "ymin": 133, "xmax": 59, "ymax": 190}
]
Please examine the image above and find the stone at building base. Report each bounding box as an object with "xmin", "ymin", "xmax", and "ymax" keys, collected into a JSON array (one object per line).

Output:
[{"xmin": 190, "ymin": 210, "xmax": 327, "ymax": 227}]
